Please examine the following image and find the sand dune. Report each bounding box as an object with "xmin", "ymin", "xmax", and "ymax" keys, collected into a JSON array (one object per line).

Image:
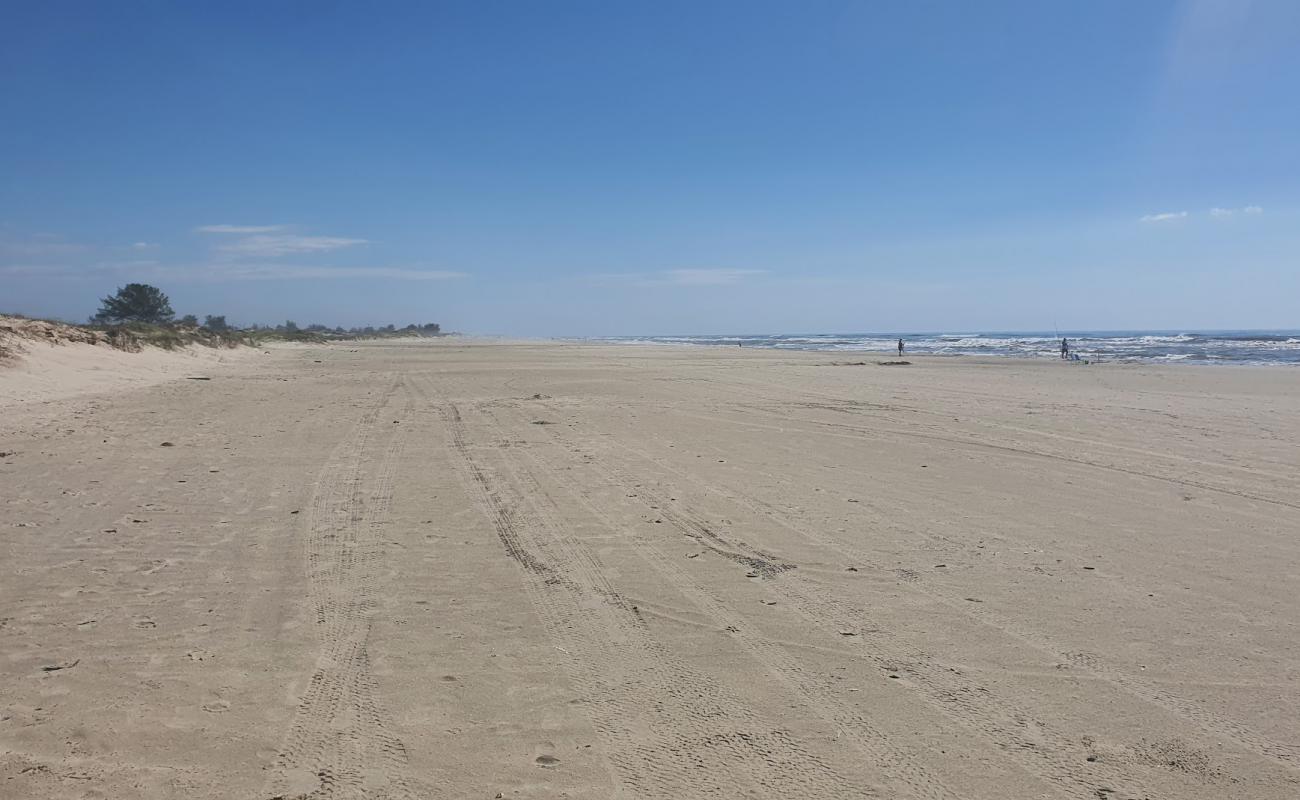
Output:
[
  {"xmin": 2, "ymin": 340, "xmax": 1298, "ymax": 799},
  {"xmin": 0, "ymin": 317, "xmax": 259, "ymax": 407}
]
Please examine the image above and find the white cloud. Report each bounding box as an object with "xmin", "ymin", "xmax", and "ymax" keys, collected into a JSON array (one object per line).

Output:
[
  {"xmin": 0, "ymin": 263, "xmax": 52, "ymax": 276},
  {"xmin": 4, "ymin": 259, "xmax": 465, "ymax": 283},
  {"xmin": 0, "ymin": 238, "xmax": 89, "ymax": 258},
  {"xmin": 215, "ymin": 234, "xmax": 368, "ymax": 258},
  {"xmin": 131, "ymin": 241, "xmax": 159, "ymax": 249},
  {"xmin": 0, "ymin": 258, "xmax": 157, "ymax": 277},
  {"xmin": 195, "ymin": 225, "xmax": 368, "ymax": 258},
  {"xmin": 195, "ymin": 224, "xmax": 288, "ymax": 234},
  {"xmin": 1210, "ymin": 205, "xmax": 1264, "ymax": 218},
  {"xmin": 662, "ymin": 268, "xmax": 766, "ymax": 285},
  {"xmin": 98, "ymin": 259, "xmax": 161, "ymax": 269},
  {"xmin": 216, "ymin": 265, "xmax": 465, "ymax": 281},
  {"xmin": 1139, "ymin": 211, "xmax": 1188, "ymax": 223}
]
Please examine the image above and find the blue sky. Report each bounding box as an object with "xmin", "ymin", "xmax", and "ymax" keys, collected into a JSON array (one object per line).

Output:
[{"xmin": 2, "ymin": 0, "xmax": 1297, "ymax": 334}]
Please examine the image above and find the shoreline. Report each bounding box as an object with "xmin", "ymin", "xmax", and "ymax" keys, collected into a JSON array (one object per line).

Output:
[
  {"xmin": 550, "ymin": 337, "xmax": 1300, "ymax": 374},
  {"xmin": 561, "ymin": 340, "xmax": 1300, "ymax": 366},
  {"xmin": 567, "ymin": 330, "xmax": 1300, "ymax": 367},
  {"xmin": 6, "ymin": 336, "xmax": 1298, "ymax": 414}
]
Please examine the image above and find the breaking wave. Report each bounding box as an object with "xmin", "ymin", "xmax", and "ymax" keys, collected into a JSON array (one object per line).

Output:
[{"xmin": 588, "ymin": 330, "xmax": 1300, "ymax": 366}]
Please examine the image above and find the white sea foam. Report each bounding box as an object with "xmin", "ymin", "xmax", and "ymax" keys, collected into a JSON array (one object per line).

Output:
[{"xmin": 589, "ymin": 331, "xmax": 1300, "ymax": 365}]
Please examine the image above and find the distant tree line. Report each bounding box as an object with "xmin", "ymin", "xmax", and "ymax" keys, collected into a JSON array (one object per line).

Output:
[
  {"xmin": 245, "ymin": 321, "xmax": 442, "ymax": 336},
  {"xmin": 90, "ymin": 283, "xmax": 443, "ymax": 338}
]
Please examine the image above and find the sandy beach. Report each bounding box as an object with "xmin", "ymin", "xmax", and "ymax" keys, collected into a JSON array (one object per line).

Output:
[{"xmin": 2, "ymin": 340, "xmax": 1298, "ymax": 799}]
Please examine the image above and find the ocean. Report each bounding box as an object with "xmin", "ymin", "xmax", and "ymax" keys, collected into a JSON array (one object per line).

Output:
[{"xmin": 590, "ymin": 331, "xmax": 1300, "ymax": 366}]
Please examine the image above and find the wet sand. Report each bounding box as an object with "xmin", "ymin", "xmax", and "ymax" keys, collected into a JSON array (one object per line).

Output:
[{"xmin": 2, "ymin": 340, "xmax": 1298, "ymax": 799}]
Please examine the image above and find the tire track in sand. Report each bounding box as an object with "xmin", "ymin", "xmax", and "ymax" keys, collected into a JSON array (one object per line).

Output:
[
  {"xmin": 503, "ymin": 401, "xmax": 1173, "ymax": 800},
  {"xmin": 264, "ymin": 378, "xmax": 430, "ymax": 800},
  {"xmin": 593, "ymin": 418, "xmax": 1300, "ymax": 778},
  {"xmin": 470, "ymin": 405, "xmax": 974, "ymax": 800},
  {"xmin": 419, "ymin": 380, "xmax": 877, "ymax": 799}
]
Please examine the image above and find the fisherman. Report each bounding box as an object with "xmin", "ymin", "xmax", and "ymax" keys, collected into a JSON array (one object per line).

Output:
[
  {"xmin": 897, "ymin": 338, "xmax": 904, "ymax": 357},
  {"xmin": 1060, "ymin": 337, "xmax": 1069, "ymax": 360}
]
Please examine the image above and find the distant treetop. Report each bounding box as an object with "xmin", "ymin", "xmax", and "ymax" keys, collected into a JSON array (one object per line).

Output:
[{"xmin": 92, "ymin": 283, "xmax": 174, "ymax": 325}]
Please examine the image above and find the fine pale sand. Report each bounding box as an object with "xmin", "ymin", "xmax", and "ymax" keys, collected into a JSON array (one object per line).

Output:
[
  {"xmin": 0, "ymin": 337, "xmax": 260, "ymax": 408},
  {"xmin": 2, "ymin": 340, "xmax": 1299, "ymax": 799}
]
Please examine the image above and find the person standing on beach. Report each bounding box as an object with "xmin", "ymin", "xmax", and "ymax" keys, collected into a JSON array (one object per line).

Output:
[
  {"xmin": 897, "ymin": 338, "xmax": 904, "ymax": 357},
  {"xmin": 1060, "ymin": 337, "xmax": 1069, "ymax": 359}
]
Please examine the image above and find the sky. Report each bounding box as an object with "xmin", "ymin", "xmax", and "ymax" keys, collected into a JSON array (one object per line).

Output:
[{"xmin": 2, "ymin": 0, "xmax": 1298, "ymax": 335}]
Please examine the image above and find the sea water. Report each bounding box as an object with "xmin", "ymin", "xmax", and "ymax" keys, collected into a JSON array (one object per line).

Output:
[{"xmin": 589, "ymin": 331, "xmax": 1300, "ymax": 366}]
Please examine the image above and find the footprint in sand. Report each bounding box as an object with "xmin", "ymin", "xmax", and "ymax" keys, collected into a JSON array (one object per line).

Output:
[
  {"xmin": 534, "ymin": 740, "xmax": 561, "ymax": 768},
  {"xmin": 202, "ymin": 698, "xmax": 231, "ymax": 713}
]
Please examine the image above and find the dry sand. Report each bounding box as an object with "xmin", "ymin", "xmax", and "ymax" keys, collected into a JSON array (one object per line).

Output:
[
  {"xmin": 2, "ymin": 340, "xmax": 1298, "ymax": 799},
  {"xmin": 0, "ymin": 340, "xmax": 259, "ymax": 408},
  {"xmin": 0, "ymin": 317, "xmax": 260, "ymax": 408}
]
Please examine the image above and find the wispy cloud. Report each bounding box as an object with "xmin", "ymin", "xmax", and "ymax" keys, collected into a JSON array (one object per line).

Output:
[
  {"xmin": 595, "ymin": 268, "xmax": 768, "ymax": 287},
  {"xmin": 3, "ymin": 257, "xmax": 465, "ymax": 283},
  {"xmin": 1141, "ymin": 206, "xmax": 1264, "ymax": 222},
  {"xmin": 195, "ymin": 224, "xmax": 288, "ymax": 234},
  {"xmin": 194, "ymin": 224, "xmax": 368, "ymax": 258},
  {"xmin": 1, "ymin": 259, "xmax": 157, "ymax": 278},
  {"xmin": 0, "ymin": 237, "xmax": 90, "ymax": 258},
  {"xmin": 2, "ymin": 225, "xmax": 462, "ymax": 285},
  {"xmin": 663, "ymin": 268, "xmax": 766, "ymax": 285},
  {"xmin": 0, "ymin": 263, "xmax": 55, "ymax": 276},
  {"xmin": 214, "ymin": 234, "xmax": 369, "ymax": 258},
  {"xmin": 209, "ymin": 265, "xmax": 466, "ymax": 281},
  {"xmin": 1211, "ymin": 205, "xmax": 1263, "ymax": 217}
]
